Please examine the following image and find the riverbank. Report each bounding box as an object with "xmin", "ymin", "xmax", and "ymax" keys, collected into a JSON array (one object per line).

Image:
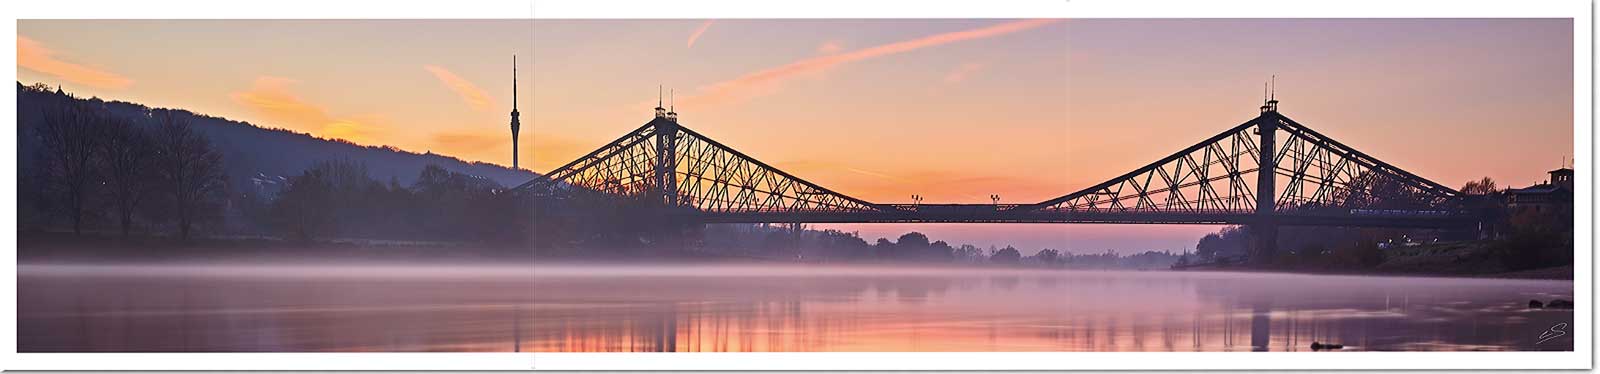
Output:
[
  {"xmin": 17, "ymin": 230, "xmax": 787, "ymax": 265},
  {"xmin": 17, "ymin": 230, "xmax": 524, "ymax": 264},
  {"xmin": 19, "ymin": 231, "xmax": 1576, "ymax": 280},
  {"xmin": 1173, "ymin": 263, "xmax": 1572, "ymax": 280}
]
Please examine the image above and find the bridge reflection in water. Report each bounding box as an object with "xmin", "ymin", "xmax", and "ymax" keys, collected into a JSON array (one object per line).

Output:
[
  {"xmin": 18, "ymin": 264, "xmax": 1572, "ymax": 352},
  {"xmin": 523, "ymin": 266, "xmax": 1571, "ymax": 352}
]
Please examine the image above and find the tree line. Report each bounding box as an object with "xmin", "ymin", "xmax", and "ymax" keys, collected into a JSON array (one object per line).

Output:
[
  {"xmin": 21, "ymin": 83, "xmax": 526, "ymax": 245},
  {"xmin": 244, "ymin": 160, "xmax": 523, "ymax": 244},
  {"xmin": 696, "ymin": 226, "xmax": 1180, "ymax": 268},
  {"xmin": 24, "ymin": 96, "xmax": 226, "ymax": 240}
]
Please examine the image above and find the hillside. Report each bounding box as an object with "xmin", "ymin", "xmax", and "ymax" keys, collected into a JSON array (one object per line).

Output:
[{"xmin": 16, "ymin": 82, "xmax": 539, "ymax": 191}]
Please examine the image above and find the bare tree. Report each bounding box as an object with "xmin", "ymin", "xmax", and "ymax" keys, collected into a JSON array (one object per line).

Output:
[
  {"xmin": 99, "ymin": 116, "xmax": 156, "ymax": 238},
  {"xmin": 1461, "ymin": 177, "xmax": 1499, "ymax": 195},
  {"xmin": 35, "ymin": 102, "xmax": 103, "ymax": 235},
  {"xmin": 153, "ymin": 111, "xmax": 225, "ymax": 241}
]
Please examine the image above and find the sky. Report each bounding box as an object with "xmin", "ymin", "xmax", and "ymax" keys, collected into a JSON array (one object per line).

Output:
[{"xmin": 18, "ymin": 19, "xmax": 1574, "ymax": 254}]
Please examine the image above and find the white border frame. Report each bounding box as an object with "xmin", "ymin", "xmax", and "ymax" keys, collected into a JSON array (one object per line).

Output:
[{"xmin": 1, "ymin": 0, "xmax": 1591, "ymax": 370}]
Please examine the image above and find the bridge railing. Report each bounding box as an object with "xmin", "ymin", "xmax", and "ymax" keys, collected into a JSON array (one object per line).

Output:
[{"xmin": 882, "ymin": 203, "xmax": 1026, "ymax": 213}]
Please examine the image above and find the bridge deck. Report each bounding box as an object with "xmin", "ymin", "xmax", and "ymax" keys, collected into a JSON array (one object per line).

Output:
[{"xmin": 537, "ymin": 203, "xmax": 1475, "ymax": 228}]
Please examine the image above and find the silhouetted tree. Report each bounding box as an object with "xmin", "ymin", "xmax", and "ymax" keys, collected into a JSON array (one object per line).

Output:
[
  {"xmin": 98, "ymin": 115, "xmax": 156, "ymax": 238},
  {"xmin": 1034, "ymin": 248, "xmax": 1061, "ymax": 266},
  {"xmin": 1461, "ymin": 177, "xmax": 1499, "ymax": 195},
  {"xmin": 954, "ymin": 244, "xmax": 984, "ymax": 263},
  {"xmin": 1341, "ymin": 171, "xmax": 1426, "ymax": 209},
  {"xmin": 268, "ymin": 159, "xmax": 378, "ymax": 241},
  {"xmin": 897, "ymin": 232, "xmax": 930, "ymax": 248},
  {"xmin": 893, "ymin": 232, "xmax": 934, "ymax": 261},
  {"xmin": 873, "ymin": 238, "xmax": 894, "ymax": 259},
  {"xmin": 35, "ymin": 101, "xmax": 103, "ymax": 235},
  {"xmin": 153, "ymin": 111, "xmax": 226, "ymax": 241},
  {"xmin": 1459, "ymin": 176, "xmax": 1509, "ymax": 239},
  {"xmin": 271, "ymin": 165, "xmax": 336, "ymax": 242},
  {"xmin": 1196, "ymin": 226, "xmax": 1250, "ymax": 261},
  {"xmin": 411, "ymin": 164, "xmax": 508, "ymax": 241},
  {"xmin": 928, "ymin": 240, "xmax": 955, "ymax": 262},
  {"xmin": 990, "ymin": 246, "xmax": 1022, "ymax": 265}
]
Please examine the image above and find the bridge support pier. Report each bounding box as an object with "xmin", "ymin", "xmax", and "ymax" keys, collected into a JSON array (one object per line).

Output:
[{"xmin": 1251, "ymin": 223, "xmax": 1278, "ymax": 265}]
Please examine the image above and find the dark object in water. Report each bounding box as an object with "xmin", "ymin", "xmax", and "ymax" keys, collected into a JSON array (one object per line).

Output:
[
  {"xmin": 1529, "ymin": 300, "xmax": 1545, "ymax": 309},
  {"xmin": 1310, "ymin": 342, "xmax": 1344, "ymax": 351},
  {"xmin": 1546, "ymin": 299, "xmax": 1573, "ymax": 309}
]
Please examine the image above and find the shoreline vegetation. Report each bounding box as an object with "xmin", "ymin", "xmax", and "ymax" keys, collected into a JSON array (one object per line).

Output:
[{"xmin": 18, "ymin": 230, "xmax": 1572, "ymax": 281}]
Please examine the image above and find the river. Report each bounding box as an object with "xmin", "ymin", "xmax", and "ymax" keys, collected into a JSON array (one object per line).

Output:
[{"xmin": 17, "ymin": 263, "xmax": 1573, "ymax": 352}]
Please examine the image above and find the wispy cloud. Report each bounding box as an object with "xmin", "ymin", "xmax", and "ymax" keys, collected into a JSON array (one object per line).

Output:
[
  {"xmin": 230, "ymin": 76, "xmax": 382, "ymax": 144},
  {"xmin": 686, "ymin": 20, "xmax": 715, "ymax": 48},
  {"xmin": 17, "ymin": 36, "xmax": 134, "ymax": 90},
  {"xmin": 816, "ymin": 40, "xmax": 845, "ymax": 54},
  {"xmin": 423, "ymin": 65, "xmax": 494, "ymax": 112},
  {"xmin": 230, "ymin": 77, "xmax": 328, "ymax": 125},
  {"xmin": 843, "ymin": 166, "xmax": 906, "ymax": 182},
  {"xmin": 683, "ymin": 19, "xmax": 1059, "ymax": 108},
  {"xmin": 943, "ymin": 62, "xmax": 985, "ymax": 84}
]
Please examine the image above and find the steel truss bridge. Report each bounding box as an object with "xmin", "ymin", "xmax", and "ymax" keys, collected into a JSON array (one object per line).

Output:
[{"xmin": 511, "ymin": 100, "xmax": 1477, "ymax": 256}]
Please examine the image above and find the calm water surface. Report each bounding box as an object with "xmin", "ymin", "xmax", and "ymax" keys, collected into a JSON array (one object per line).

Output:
[{"xmin": 18, "ymin": 263, "xmax": 1573, "ymax": 352}]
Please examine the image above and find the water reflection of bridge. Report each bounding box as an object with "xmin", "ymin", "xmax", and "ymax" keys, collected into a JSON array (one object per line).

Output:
[
  {"xmin": 523, "ymin": 272, "xmax": 1572, "ymax": 352},
  {"xmin": 516, "ymin": 99, "xmax": 1477, "ymax": 259}
]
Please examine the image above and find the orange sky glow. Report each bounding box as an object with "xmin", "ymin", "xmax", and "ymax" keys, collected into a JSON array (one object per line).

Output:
[{"xmin": 17, "ymin": 19, "xmax": 1575, "ymax": 252}]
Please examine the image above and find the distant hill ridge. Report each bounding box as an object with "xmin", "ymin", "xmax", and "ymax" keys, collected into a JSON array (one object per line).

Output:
[{"xmin": 17, "ymin": 82, "xmax": 539, "ymax": 191}]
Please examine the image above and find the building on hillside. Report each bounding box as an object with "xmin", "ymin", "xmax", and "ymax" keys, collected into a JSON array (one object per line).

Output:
[{"xmin": 249, "ymin": 173, "xmax": 289, "ymax": 201}]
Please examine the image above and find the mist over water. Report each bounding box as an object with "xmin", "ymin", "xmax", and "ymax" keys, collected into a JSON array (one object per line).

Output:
[{"xmin": 18, "ymin": 262, "xmax": 1573, "ymax": 352}]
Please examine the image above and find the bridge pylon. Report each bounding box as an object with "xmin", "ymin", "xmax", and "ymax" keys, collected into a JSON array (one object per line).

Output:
[{"xmin": 1252, "ymin": 98, "xmax": 1281, "ymax": 264}]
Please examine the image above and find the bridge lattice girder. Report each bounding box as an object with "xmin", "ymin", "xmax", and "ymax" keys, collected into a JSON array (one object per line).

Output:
[
  {"xmin": 1014, "ymin": 112, "xmax": 1462, "ymax": 216},
  {"xmin": 513, "ymin": 109, "xmax": 1468, "ymax": 227},
  {"xmin": 512, "ymin": 118, "xmax": 886, "ymax": 214}
]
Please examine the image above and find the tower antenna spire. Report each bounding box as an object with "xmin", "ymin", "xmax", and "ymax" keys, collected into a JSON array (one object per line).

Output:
[
  {"xmin": 1270, "ymin": 74, "xmax": 1275, "ymax": 101},
  {"xmin": 509, "ymin": 54, "xmax": 522, "ymax": 170},
  {"xmin": 654, "ymin": 85, "xmax": 667, "ymax": 118},
  {"xmin": 512, "ymin": 55, "xmax": 517, "ymax": 111},
  {"xmin": 666, "ymin": 88, "xmax": 678, "ymax": 122}
]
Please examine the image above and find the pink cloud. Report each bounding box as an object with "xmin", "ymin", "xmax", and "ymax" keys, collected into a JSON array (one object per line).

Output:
[
  {"xmin": 230, "ymin": 76, "xmax": 383, "ymax": 144},
  {"xmin": 423, "ymin": 65, "xmax": 494, "ymax": 112},
  {"xmin": 686, "ymin": 20, "xmax": 715, "ymax": 48},
  {"xmin": 816, "ymin": 40, "xmax": 844, "ymax": 54},
  {"xmin": 17, "ymin": 36, "xmax": 134, "ymax": 90},
  {"xmin": 684, "ymin": 19, "xmax": 1059, "ymax": 107}
]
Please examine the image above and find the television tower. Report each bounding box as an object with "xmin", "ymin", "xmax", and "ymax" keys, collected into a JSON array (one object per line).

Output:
[{"xmin": 510, "ymin": 55, "xmax": 521, "ymax": 170}]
